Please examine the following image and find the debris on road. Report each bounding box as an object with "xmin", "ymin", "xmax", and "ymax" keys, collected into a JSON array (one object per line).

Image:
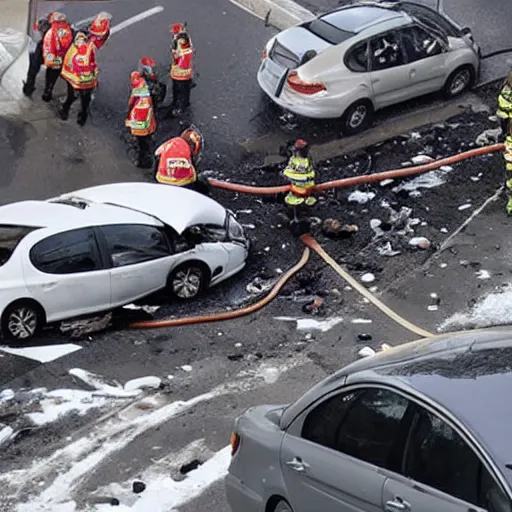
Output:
[
  {"xmin": 348, "ymin": 190, "xmax": 375, "ymax": 204},
  {"xmin": 458, "ymin": 203, "xmax": 472, "ymax": 211},
  {"xmin": 377, "ymin": 241, "xmax": 401, "ymax": 257},
  {"xmin": 60, "ymin": 313, "xmax": 113, "ymax": 338},
  {"xmin": 246, "ymin": 275, "xmax": 277, "ymax": 296},
  {"xmin": 274, "ymin": 317, "xmax": 343, "ymax": 332},
  {"xmin": 361, "ymin": 273, "xmax": 375, "ymax": 283},
  {"xmin": 124, "ymin": 377, "xmax": 162, "ymax": 392},
  {"xmin": 475, "ymin": 127, "xmax": 502, "ymax": 146},
  {"xmin": 408, "ymin": 237, "xmax": 431, "ymax": 250},
  {"xmin": 321, "ymin": 218, "xmax": 358, "ymax": 239}
]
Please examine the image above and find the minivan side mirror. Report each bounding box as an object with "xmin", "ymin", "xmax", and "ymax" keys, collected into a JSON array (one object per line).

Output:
[{"xmin": 461, "ymin": 27, "xmax": 472, "ymax": 36}]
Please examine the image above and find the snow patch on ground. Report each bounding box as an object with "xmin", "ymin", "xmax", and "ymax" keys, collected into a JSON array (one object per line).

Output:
[
  {"xmin": 90, "ymin": 446, "xmax": 231, "ymax": 511},
  {"xmin": 392, "ymin": 167, "xmax": 452, "ymax": 193},
  {"xmin": 348, "ymin": 190, "xmax": 375, "ymax": 204},
  {"xmin": 0, "ymin": 344, "xmax": 82, "ymax": 363},
  {"xmin": 69, "ymin": 368, "xmax": 143, "ymax": 398},
  {"xmin": 27, "ymin": 389, "xmax": 109, "ymax": 426},
  {"xmin": 439, "ymin": 285, "xmax": 512, "ymax": 331},
  {"xmin": 274, "ymin": 316, "xmax": 343, "ymax": 332}
]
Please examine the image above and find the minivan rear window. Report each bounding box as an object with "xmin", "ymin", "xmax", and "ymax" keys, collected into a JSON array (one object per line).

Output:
[
  {"xmin": 0, "ymin": 225, "xmax": 39, "ymax": 267},
  {"xmin": 303, "ymin": 19, "xmax": 354, "ymax": 45}
]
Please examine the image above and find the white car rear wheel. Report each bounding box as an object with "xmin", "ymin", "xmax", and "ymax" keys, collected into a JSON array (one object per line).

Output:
[
  {"xmin": 341, "ymin": 100, "xmax": 373, "ymax": 135},
  {"xmin": 168, "ymin": 264, "xmax": 207, "ymax": 300},
  {"xmin": 1, "ymin": 301, "xmax": 44, "ymax": 343}
]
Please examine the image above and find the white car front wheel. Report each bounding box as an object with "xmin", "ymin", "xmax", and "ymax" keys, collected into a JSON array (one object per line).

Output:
[
  {"xmin": 168, "ymin": 263, "xmax": 208, "ymax": 300},
  {"xmin": 1, "ymin": 301, "xmax": 44, "ymax": 343}
]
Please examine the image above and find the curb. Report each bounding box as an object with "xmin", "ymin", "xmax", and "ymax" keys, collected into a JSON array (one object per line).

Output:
[{"xmin": 232, "ymin": 0, "xmax": 315, "ymax": 30}]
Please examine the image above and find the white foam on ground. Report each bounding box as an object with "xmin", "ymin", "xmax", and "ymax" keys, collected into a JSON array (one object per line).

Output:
[
  {"xmin": 392, "ymin": 168, "xmax": 452, "ymax": 193},
  {"xmin": 348, "ymin": 190, "xmax": 375, "ymax": 204},
  {"xmin": 69, "ymin": 368, "xmax": 142, "ymax": 398},
  {"xmin": 0, "ymin": 344, "xmax": 82, "ymax": 363},
  {"xmin": 439, "ymin": 285, "xmax": 512, "ymax": 331},
  {"xmin": 274, "ymin": 316, "xmax": 343, "ymax": 332}
]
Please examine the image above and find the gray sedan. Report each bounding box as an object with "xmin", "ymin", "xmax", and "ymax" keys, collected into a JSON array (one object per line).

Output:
[{"xmin": 226, "ymin": 328, "xmax": 512, "ymax": 512}]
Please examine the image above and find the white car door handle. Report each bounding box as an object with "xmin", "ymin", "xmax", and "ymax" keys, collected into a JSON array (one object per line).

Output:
[
  {"xmin": 385, "ymin": 498, "xmax": 411, "ymax": 512},
  {"xmin": 286, "ymin": 458, "xmax": 309, "ymax": 472},
  {"xmin": 372, "ymin": 78, "xmax": 380, "ymax": 83},
  {"xmin": 42, "ymin": 282, "xmax": 58, "ymax": 289}
]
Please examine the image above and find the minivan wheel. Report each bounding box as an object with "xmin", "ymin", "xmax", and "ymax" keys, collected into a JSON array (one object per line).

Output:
[
  {"xmin": 341, "ymin": 99, "xmax": 373, "ymax": 135},
  {"xmin": 274, "ymin": 500, "xmax": 294, "ymax": 512},
  {"xmin": 1, "ymin": 300, "xmax": 44, "ymax": 343},
  {"xmin": 168, "ymin": 263, "xmax": 207, "ymax": 300},
  {"xmin": 443, "ymin": 65, "xmax": 475, "ymax": 98}
]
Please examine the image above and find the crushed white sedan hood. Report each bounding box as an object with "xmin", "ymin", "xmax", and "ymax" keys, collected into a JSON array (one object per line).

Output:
[{"xmin": 53, "ymin": 182, "xmax": 227, "ymax": 234}]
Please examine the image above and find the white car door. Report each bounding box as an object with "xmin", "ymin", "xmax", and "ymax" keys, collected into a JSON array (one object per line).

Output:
[
  {"xmin": 97, "ymin": 224, "xmax": 175, "ymax": 306},
  {"xmin": 23, "ymin": 227, "xmax": 111, "ymax": 322},
  {"xmin": 369, "ymin": 31, "xmax": 417, "ymax": 109},
  {"xmin": 398, "ymin": 25, "xmax": 448, "ymax": 97}
]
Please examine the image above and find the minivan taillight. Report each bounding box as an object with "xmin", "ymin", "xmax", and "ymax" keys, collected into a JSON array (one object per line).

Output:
[
  {"xmin": 230, "ymin": 432, "xmax": 241, "ymax": 456},
  {"xmin": 287, "ymin": 71, "xmax": 326, "ymax": 95},
  {"xmin": 261, "ymin": 47, "xmax": 268, "ymax": 61}
]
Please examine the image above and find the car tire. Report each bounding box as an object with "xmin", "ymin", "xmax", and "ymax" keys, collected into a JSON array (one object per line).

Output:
[
  {"xmin": 341, "ymin": 99, "xmax": 373, "ymax": 135},
  {"xmin": 167, "ymin": 263, "xmax": 209, "ymax": 300},
  {"xmin": 443, "ymin": 65, "xmax": 475, "ymax": 98},
  {"xmin": 1, "ymin": 300, "xmax": 45, "ymax": 343},
  {"xmin": 274, "ymin": 500, "xmax": 294, "ymax": 512}
]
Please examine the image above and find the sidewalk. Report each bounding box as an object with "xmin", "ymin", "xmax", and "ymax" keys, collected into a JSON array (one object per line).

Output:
[{"xmin": 0, "ymin": 0, "xmax": 31, "ymax": 116}]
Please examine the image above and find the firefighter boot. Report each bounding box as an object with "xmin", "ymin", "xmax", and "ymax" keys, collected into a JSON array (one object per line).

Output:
[
  {"xmin": 22, "ymin": 80, "xmax": 35, "ymax": 97},
  {"xmin": 58, "ymin": 103, "xmax": 70, "ymax": 121},
  {"xmin": 77, "ymin": 111, "xmax": 88, "ymax": 127},
  {"xmin": 41, "ymin": 87, "xmax": 53, "ymax": 102}
]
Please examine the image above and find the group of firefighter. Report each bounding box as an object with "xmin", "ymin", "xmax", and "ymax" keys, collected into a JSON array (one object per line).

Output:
[
  {"xmin": 497, "ymin": 71, "xmax": 512, "ymax": 215},
  {"xmin": 20, "ymin": 10, "xmax": 320, "ymax": 214}
]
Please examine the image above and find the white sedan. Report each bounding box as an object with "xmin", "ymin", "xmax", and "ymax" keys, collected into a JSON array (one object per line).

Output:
[{"xmin": 0, "ymin": 183, "xmax": 249, "ymax": 342}]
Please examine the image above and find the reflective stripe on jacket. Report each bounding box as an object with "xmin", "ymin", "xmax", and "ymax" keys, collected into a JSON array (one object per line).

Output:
[
  {"xmin": 42, "ymin": 23, "xmax": 72, "ymax": 68},
  {"xmin": 125, "ymin": 96, "xmax": 156, "ymax": 136},
  {"xmin": 497, "ymin": 84, "xmax": 512, "ymax": 118},
  {"xmin": 61, "ymin": 42, "xmax": 98, "ymax": 90},
  {"xmin": 155, "ymin": 138, "xmax": 197, "ymax": 186},
  {"xmin": 283, "ymin": 156, "xmax": 315, "ymax": 187},
  {"xmin": 170, "ymin": 47, "xmax": 193, "ymax": 80}
]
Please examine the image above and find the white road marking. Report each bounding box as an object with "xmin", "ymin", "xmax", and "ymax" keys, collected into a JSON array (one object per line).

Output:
[
  {"xmin": 110, "ymin": 6, "xmax": 165, "ymax": 35},
  {"xmin": 0, "ymin": 343, "xmax": 82, "ymax": 363}
]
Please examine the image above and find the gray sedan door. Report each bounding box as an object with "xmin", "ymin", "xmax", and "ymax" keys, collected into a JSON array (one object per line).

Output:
[
  {"xmin": 279, "ymin": 387, "xmax": 412, "ymax": 511},
  {"xmin": 382, "ymin": 406, "xmax": 508, "ymax": 512}
]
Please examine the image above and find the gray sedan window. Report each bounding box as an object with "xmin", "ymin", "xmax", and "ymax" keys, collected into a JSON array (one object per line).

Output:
[
  {"xmin": 370, "ymin": 32, "xmax": 404, "ymax": 71},
  {"xmin": 404, "ymin": 408, "xmax": 512, "ymax": 510},
  {"xmin": 302, "ymin": 388, "xmax": 410, "ymax": 471},
  {"xmin": 399, "ymin": 26, "xmax": 442, "ymax": 64}
]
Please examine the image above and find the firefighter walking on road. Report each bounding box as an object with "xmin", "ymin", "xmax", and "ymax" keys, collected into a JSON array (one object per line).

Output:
[
  {"xmin": 59, "ymin": 31, "xmax": 98, "ymax": 126},
  {"xmin": 169, "ymin": 23, "xmax": 194, "ymax": 116},
  {"xmin": 41, "ymin": 12, "xmax": 73, "ymax": 102},
  {"xmin": 504, "ymin": 124, "xmax": 512, "ymax": 215},
  {"xmin": 283, "ymin": 139, "xmax": 317, "ymax": 221},
  {"xmin": 497, "ymin": 71, "xmax": 512, "ymax": 138},
  {"xmin": 154, "ymin": 125, "xmax": 210, "ymax": 194},
  {"xmin": 125, "ymin": 71, "xmax": 157, "ymax": 168}
]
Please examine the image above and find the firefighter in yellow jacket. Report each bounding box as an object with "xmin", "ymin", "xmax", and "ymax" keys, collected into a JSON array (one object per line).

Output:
[
  {"xmin": 497, "ymin": 71, "xmax": 512, "ymax": 138},
  {"xmin": 504, "ymin": 124, "xmax": 512, "ymax": 215},
  {"xmin": 283, "ymin": 139, "xmax": 317, "ymax": 212}
]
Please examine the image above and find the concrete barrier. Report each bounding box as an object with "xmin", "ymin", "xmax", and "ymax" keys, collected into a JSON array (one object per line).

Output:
[{"xmin": 232, "ymin": 0, "xmax": 315, "ymax": 30}]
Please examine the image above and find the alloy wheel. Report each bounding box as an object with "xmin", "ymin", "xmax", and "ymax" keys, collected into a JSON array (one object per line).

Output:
[
  {"xmin": 449, "ymin": 69, "xmax": 471, "ymax": 95},
  {"xmin": 348, "ymin": 105, "xmax": 367, "ymax": 128},
  {"xmin": 7, "ymin": 307, "xmax": 38, "ymax": 340},
  {"xmin": 172, "ymin": 267, "xmax": 203, "ymax": 299}
]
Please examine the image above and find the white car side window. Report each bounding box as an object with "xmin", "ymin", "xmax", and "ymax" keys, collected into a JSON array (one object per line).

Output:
[{"xmin": 370, "ymin": 32, "xmax": 404, "ymax": 71}]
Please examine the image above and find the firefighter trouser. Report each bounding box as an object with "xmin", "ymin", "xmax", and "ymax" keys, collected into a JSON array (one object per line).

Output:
[
  {"xmin": 505, "ymin": 158, "xmax": 512, "ymax": 215},
  {"xmin": 171, "ymin": 79, "xmax": 191, "ymax": 111},
  {"xmin": 42, "ymin": 67, "xmax": 61, "ymax": 101},
  {"xmin": 60, "ymin": 82, "xmax": 93, "ymax": 125},
  {"xmin": 23, "ymin": 41, "xmax": 44, "ymax": 96},
  {"xmin": 135, "ymin": 135, "xmax": 153, "ymax": 168}
]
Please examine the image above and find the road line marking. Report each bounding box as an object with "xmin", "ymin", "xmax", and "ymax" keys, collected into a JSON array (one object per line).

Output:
[{"xmin": 110, "ymin": 6, "xmax": 164, "ymax": 35}]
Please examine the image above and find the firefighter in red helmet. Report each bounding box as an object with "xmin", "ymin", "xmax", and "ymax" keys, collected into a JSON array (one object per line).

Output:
[
  {"xmin": 154, "ymin": 125, "xmax": 210, "ymax": 194},
  {"xmin": 283, "ymin": 139, "xmax": 317, "ymax": 208},
  {"xmin": 88, "ymin": 11, "xmax": 112, "ymax": 49},
  {"xmin": 169, "ymin": 23, "xmax": 195, "ymax": 116},
  {"xmin": 125, "ymin": 71, "xmax": 157, "ymax": 167}
]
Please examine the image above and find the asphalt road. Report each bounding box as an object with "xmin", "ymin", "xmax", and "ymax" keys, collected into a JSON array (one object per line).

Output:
[{"xmin": 38, "ymin": 0, "xmax": 278, "ymax": 168}]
